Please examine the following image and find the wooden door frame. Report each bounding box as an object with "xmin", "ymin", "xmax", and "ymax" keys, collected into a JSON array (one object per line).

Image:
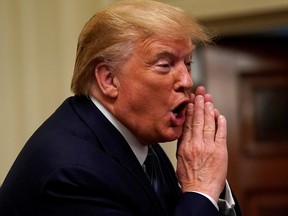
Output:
[{"xmin": 200, "ymin": 9, "xmax": 288, "ymax": 37}]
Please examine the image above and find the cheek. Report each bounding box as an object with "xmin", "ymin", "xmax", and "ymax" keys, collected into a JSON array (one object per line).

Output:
[
  {"xmin": 122, "ymin": 80, "xmax": 163, "ymax": 108},
  {"xmin": 122, "ymin": 92, "xmax": 168, "ymax": 130},
  {"xmin": 117, "ymin": 75, "xmax": 173, "ymax": 123}
]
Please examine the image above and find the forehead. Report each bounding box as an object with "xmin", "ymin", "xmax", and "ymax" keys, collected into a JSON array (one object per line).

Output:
[{"xmin": 136, "ymin": 37, "xmax": 195, "ymax": 59}]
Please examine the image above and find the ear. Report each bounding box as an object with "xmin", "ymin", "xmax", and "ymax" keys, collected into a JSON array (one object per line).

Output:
[{"xmin": 94, "ymin": 63, "xmax": 119, "ymax": 98}]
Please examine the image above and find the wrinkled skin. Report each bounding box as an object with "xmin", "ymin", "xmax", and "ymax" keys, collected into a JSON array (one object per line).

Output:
[
  {"xmin": 177, "ymin": 86, "xmax": 228, "ymax": 202},
  {"xmin": 92, "ymin": 37, "xmax": 228, "ymax": 203}
]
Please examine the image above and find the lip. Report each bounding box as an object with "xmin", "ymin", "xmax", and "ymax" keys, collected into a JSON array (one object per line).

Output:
[{"xmin": 170, "ymin": 98, "xmax": 190, "ymax": 126}]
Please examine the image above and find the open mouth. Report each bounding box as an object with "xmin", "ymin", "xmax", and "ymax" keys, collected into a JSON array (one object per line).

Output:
[{"xmin": 172, "ymin": 101, "xmax": 188, "ymax": 117}]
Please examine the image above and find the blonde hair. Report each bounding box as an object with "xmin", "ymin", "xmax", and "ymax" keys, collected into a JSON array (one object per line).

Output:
[{"xmin": 71, "ymin": 0, "xmax": 211, "ymax": 96}]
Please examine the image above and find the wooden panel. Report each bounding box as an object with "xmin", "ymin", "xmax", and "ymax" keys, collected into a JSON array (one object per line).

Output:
[
  {"xmin": 245, "ymin": 189, "xmax": 288, "ymax": 216},
  {"xmin": 203, "ymin": 34, "xmax": 288, "ymax": 216},
  {"xmin": 240, "ymin": 72, "xmax": 288, "ymax": 157}
]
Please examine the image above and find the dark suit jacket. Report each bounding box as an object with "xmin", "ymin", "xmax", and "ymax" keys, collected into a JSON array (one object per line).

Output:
[{"xmin": 0, "ymin": 96, "xmax": 238, "ymax": 215}]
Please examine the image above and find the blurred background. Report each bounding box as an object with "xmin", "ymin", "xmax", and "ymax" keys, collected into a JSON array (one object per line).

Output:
[{"xmin": 1, "ymin": 0, "xmax": 288, "ymax": 215}]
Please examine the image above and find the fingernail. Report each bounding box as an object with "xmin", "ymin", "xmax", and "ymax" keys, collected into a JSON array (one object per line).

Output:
[
  {"xmin": 219, "ymin": 115, "xmax": 226, "ymax": 123},
  {"xmin": 195, "ymin": 95, "xmax": 203, "ymax": 102},
  {"xmin": 187, "ymin": 103, "xmax": 194, "ymax": 111},
  {"xmin": 205, "ymin": 102, "xmax": 213, "ymax": 109}
]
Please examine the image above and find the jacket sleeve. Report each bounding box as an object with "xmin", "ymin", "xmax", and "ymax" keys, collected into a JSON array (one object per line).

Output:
[
  {"xmin": 174, "ymin": 192, "xmax": 222, "ymax": 216},
  {"xmin": 38, "ymin": 166, "xmax": 136, "ymax": 216}
]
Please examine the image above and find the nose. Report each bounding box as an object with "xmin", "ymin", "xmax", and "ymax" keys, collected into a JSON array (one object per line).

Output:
[{"xmin": 174, "ymin": 64, "xmax": 193, "ymax": 94}]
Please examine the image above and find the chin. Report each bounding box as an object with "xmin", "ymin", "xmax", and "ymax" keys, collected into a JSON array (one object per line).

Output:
[{"xmin": 161, "ymin": 130, "xmax": 182, "ymax": 142}]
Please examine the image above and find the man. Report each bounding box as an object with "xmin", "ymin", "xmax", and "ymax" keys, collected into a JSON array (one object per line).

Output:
[{"xmin": 0, "ymin": 0, "xmax": 241, "ymax": 215}]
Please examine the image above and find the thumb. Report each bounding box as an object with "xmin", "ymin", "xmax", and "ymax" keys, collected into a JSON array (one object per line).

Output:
[{"xmin": 178, "ymin": 103, "xmax": 194, "ymax": 147}]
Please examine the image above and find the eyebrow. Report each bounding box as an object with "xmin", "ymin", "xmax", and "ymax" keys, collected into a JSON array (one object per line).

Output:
[
  {"xmin": 155, "ymin": 50, "xmax": 193, "ymax": 61},
  {"xmin": 156, "ymin": 51, "xmax": 176, "ymax": 59}
]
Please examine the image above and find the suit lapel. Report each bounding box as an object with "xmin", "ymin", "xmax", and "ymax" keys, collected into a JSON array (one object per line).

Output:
[{"xmin": 69, "ymin": 96, "xmax": 165, "ymax": 213}]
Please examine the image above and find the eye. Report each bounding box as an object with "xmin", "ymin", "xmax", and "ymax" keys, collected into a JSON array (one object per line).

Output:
[
  {"xmin": 155, "ymin": 59, "xmax": 173, "ymax": 73},
  {"xmin": 185, "ymin": 61, "xmax": 193, "ymax": 72},
  {"xmin": 159, "ymin": 63, "xmax": 171, "ymax": 68}
]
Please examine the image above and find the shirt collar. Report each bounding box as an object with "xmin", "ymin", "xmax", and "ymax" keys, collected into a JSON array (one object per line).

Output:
[{"xmin": 90, "ymin": 96, "xmax": 148, "ymax": 165}]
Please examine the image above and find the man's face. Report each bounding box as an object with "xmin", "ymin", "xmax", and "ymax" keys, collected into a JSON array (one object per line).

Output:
[{"xmin": 113, "ymin": 38, "xmax": 194, "ymax": 145}]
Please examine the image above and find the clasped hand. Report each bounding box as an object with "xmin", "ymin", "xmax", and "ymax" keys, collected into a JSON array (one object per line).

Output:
[{"xmin": 176, "ymin": 86, "xmax": 228, "ymax": 202}]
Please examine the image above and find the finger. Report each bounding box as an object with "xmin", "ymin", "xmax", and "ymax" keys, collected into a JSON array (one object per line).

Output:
[
  {"xmin": 195, "ymin": 86, "xmax": 213, "ymax": 103},
  {"xmin": 214, "ymin": 108, "xmax": 220, "ymax": 119},
  {"xmin": 189, "ymin": 93, "xmax": 195, "ymax": 103},
  {"xmin": 215, "ymin": 115, "xmax": 227, "ymax": 146},
  {"xmin": 204, "ymin": 93, "xmax": 213, "ymax": 103},
  {"xmin": 203, "ymin": 102, "xmax": 216, "ymax": 144},
  {"xmin": 180, "ymin": 102, "xmax": 194, "ymax": 143},
  {"xmin": 195, "ymin": 86, "xmax": 205, "ymax": 96},
  {"xmin": 191, "ymin": 95, "xmax": 204, "ymax": 141},
  {"xmin": 214, "ymin": 108, "xmax": 220, "ymax": 131}
]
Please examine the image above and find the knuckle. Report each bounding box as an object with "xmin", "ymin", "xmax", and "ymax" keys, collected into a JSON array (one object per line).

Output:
[
  {"xmin": 192, "ymin": 120, "xmax": 203, "ymax": 127},
  {"xmin": 204, "ymin": 125, "xmax": 214, "ymax": 131}
]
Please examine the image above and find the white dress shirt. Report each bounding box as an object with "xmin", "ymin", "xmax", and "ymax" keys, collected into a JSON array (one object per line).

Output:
[{"xmin": 90, "ymin": 96, "xmax": 235, "ymax": 211}]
